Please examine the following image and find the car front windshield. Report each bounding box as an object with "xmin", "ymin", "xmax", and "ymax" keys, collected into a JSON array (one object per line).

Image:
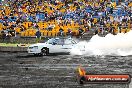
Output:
[
  {"xmin": 47, "ymin": 38, "xmax": 77, "ymax": 45},
  {"xmin": 47, "ymin": 38, "xmax": 64, "ymax": 45},
  {"xmin": 47, "ymin": 38, "xmax": 55, "ymax": 44}
]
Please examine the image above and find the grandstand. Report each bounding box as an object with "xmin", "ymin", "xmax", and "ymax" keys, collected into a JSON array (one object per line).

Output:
[{"xmin": 0, "ymin": 0, "xmax": 131, "ymax": 43}]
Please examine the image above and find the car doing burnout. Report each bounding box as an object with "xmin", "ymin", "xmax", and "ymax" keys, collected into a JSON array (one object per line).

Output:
[{"xmin": 27, "ymin": 37, "xmax": 78, "ymax": 56}]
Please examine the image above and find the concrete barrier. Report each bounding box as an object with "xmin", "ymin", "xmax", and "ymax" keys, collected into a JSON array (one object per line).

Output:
[{"xmin": 0, "ymin": 46, "xmax": 27, "ymax": 52}]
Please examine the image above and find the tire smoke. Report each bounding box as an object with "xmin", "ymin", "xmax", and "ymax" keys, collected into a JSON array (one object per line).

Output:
[{"xmin": 70, "ymin": 31, "xmax": 132, "ymax": 56}]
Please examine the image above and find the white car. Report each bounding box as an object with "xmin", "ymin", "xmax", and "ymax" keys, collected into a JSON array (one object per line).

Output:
[{"xmin": 27, "ymin": 37, "xmax": 78, "ymax": 56}]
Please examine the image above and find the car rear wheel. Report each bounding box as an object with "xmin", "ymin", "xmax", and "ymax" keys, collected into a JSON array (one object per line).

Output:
[{"xmin": 41, "ymin": 48, "xmax": 48, "ymax": 56}]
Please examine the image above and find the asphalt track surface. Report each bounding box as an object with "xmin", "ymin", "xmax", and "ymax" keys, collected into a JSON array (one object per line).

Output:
[{"xmin": 0, "ymin": 52, "xmax": 132, "ymax": 88}]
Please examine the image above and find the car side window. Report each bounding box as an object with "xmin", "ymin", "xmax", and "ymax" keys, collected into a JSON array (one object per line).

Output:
[
  {"xmin": 65, "ymin": 39, "xmax": 73, "ymax": 45},
  {"xmin": 47, "ymin": 38, "xmax": 76, "ymax": 45},
  {"xmin": 48, "ymin": 39, "xmax": 54, "ymax": 44},
  {"xmin": 71, "ymin": 40, "xmax": 77, "ymax": 44},
  {"xmin": 48, "ymin": 39, "xmax": 64, "ymax": 45},
  {"xmin": 55, "ymin": 39, "xmax": 64, "ymax": 45}
]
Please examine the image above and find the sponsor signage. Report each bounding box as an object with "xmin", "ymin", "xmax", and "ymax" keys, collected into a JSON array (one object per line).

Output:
[{"xmin": 83, "ymin": 74, "xmax": 131, "ymax": 83}]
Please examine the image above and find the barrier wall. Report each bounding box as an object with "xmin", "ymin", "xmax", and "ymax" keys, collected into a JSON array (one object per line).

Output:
[{"xmin": 0, "ymin": 46, "xmax": 27, "ymax": 52}]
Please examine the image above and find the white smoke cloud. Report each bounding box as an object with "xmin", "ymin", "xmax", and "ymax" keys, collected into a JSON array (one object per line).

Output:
[{"xmin": 70, "ymin": 31, "xmax": 132, "ymax": 56}]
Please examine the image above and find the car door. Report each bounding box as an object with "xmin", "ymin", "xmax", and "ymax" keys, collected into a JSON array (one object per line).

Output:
[
  {"xmin": 48, "ymin": 38, "xmax": 64, "ymax": 53},
  {"xmin": 61, "ymin": 39, "xmax": 76, "ymax": 53}
]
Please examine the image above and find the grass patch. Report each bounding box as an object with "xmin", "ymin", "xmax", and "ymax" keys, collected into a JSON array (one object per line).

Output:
[{"xmin": 0, "ymin": 43, "xmax": 30, "ymax": 47}]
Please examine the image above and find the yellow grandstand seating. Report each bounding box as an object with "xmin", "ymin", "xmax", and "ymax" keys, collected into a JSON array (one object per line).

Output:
[
  {"xmin": 26, "ymin": 29, "xmax": 36, "ymax": 36},
  {"xmin": 51, "ymin": 30, "xmax": 56, "ymax": 37},
  {"xmin": 83, "ymin": 28, "xmax": 87, "ymax": 32},
  {"xmin": 41, "ymin": 32, "xmax": 44, "ymax": 36},
  {"xmin": 98, "ymin": 28, "xmax": 101, "ymax": 33},
  {"xmin": 63, "ymin": 26, "xmax": 68, "ymax": 31},
  {"xmin": 86, "ymin": 1, "xmax": 92, "ymax": 5},
  {"xmin": 22, "ymin": 22, "xmax": 32, "ymax": 29},
  {"xmin": 71, "ymin": 23, "xmax": 75, "ymax": 28},
  {"xmin": 40, "ymin": 30, "xmax": 44, "ymax": 35},
  {"xmin": 124, "ymin": 28, "xmax": 129, "ymax": 33},
  {"xmin": 47, "ymin": 31, "xmax": 52, "ymax": 37},
  {"xmin": 127, "ymin": 28, "xmax": 130, "ymax": 32},
  {"xmin": 60, "ymin": 8, "xmax": 66, "ymax": 13},
  {"xmin": 72, "ymin": 29, "xmax": 78, "ymax": 36},
  {"xmin": 63, "ymin": 28, "xmax": 68, "ymax": 36},
  {"xmin": 67, "ymin": 23, "xmax": 71, "ymax": 27},
  {"xmin": 14, "ymin": 13, "xmax": 18, "ymax": 17},
  {"xmin": 15, "ymin": 27, "xmax": 21, "ymax": 33},
  {"xmin": 1, "ymin": 0, "xmax": 131, "ymax": 38},
  {"xmin": 93, "ymin": 18, "xmax": 98, "ymax": 23},
  {"xmin": 30, "ymin": 8, "xmax": 35, "ymax": 12},
  {"xmin": 106, "ymin": 23, "xmax": 110, "ymax": 27},
  {"xmin": 20, "ymin": 32, "xmax": 25, "ymax": 37},
  {"xmin": 0, "ymin": 23, "xmax": 3, "ymax": 30},
  {"xmin": 112, "ymin": 2, "xmax": 116, "ymax": 8},
  {"xmin": 74, "ymin": 23, "xmax": 79, "ymax": 28},
  {"xmin": 113, "ymin": 29, "xmax": 118, "ymax": 34},
  {"xmin": 115, "ymin": 24, "xmax": 118, "ymax": 29},
  {"xmin": 128, "ymin": 2, "xmax": 132, "ymax": 7},
  {"xmin": 5, "ymin": 6, "xmax": 11, "ymax": 16},
  {"xmin": 37, "ymin": 22, "xmax": 48, "ymax": 29},
  {"xmin": 100, "ymin": 0, "xmax": 104, "ymax": 3},
  {"xmin": 22, "ymin": 8, "xmax": 28, "ymax": 13},
  {"xmin": 0, "ymin": 10, "xmax": 3, "ymax": 16},
  {"xmin": 45, "ymin": 8, "xmax": 54, "ymax": 14},
  {"xmin": 121, "ymin": 28, "xmax": 127, "ymax": 33},
  {"xmin": 28, "ymin": 31, "xmax": 32, "ymax": 36},
  {"xmin": 36, "ymin": 6, "xmax": 42, "ymax": 11},
  {"xmin": 54, "ymin": 25, "xmax": 60, "ymax": 32},
  {"xmin": 43, "ymin": 30, "xmax": 48, "ymax": 36},
  {"xmin": 5, "ymin": 10, "xmax": 11, "ymax": 16},
  {"xmin": 25, "ymin": 31, "xmax": 29, "ymax": 36},
  {"xmin": 0, "ymin": 32, "xmax": 2, "ymax": 36},
  {"xmin": 24, "ymin": 2, "xmax": 30, "ymax": 6},
  {"xmin": 110, "ymin": 16, "xmax": 114, "ymax": 21},
  {"xmin": 94, "ymin": 3, "xmax": 99, "ymax": 7},
  {"xmin": 128, "ymin": 23, "xmax": 131, "ymax": 29},
  {"xmin": 27, "ymin": 2, "xmax": 30, "ymax": 5}
]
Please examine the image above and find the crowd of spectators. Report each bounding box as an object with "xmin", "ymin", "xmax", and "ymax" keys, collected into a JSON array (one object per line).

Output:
[{"xmin": 0, "ymin": 0, "xmax": 131, "ymax": 40}]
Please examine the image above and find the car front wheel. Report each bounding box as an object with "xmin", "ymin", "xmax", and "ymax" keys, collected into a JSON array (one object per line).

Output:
[{"xmin": 41, "ymin": 48, "xmax": 48, "ymax": 56}]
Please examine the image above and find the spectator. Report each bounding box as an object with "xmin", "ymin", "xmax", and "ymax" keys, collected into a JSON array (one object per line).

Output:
[
  {"xmin": 110, "ymin": 6, "xmax": 113, "ymax": 14},
  {"xmin": 35, "ymin": 30, "xmax": 41, "ymax": 43},
  {"xmin": 78, "ymin": 27, "xmax": 84, "ymax": 38},
  {"xmin": 1, "ymin": 31, "xmax": 6, "ymax": 42},
  {"xmin": 94, "ymin": 27, "xmax": 98, "ymax": 35},
  {"xmin": 0, "ymin": 0, "xmax": 131, "ymax": 40},
  {"xmin": 6, "ymin": 32, "xmax": 12, "ymax": 43},
  {"xmin": 67, "ymin": 29, "xmax": 72, "ymax": 37},
  {"xmin": 58, "ymin": 28, "xmax": 64, "ymax": 37}
]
